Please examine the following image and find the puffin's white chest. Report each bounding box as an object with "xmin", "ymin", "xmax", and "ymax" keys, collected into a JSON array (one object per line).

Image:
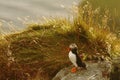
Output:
[{"xmin": 68, "ymin": 51, "xmax": 78, "ymax": 67}]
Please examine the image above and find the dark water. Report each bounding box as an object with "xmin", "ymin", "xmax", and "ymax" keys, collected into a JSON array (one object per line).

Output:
[{"xmin": 0, "ymin": 0, "xmax": 79, "ymax": 34}]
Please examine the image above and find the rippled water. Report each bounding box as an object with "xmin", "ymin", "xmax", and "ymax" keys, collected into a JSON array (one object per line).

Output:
[{"xmin": 0, "ymin": 0, "xmax": 79, "ymax": 33}]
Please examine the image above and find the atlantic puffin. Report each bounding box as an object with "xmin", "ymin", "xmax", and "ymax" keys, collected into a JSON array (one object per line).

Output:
[{"xmin": 68, "ymin": 43, "xmax": 86, "ymax": 72}]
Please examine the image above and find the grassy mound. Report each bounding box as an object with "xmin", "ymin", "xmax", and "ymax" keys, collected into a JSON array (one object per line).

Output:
[{"xmin": 0, "ymin": 17, "xmax": 79, "ymax": 80}]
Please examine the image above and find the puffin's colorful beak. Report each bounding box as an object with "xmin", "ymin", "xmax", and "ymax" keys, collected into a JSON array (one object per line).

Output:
[{"xmin": 67, "ymin": 48, "xmax": 71, "ymax": 52}]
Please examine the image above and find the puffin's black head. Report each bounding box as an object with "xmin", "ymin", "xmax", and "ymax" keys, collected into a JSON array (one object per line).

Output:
[{"xmin": 69, "ymin": 43, "xmax": 78, "ymax": 53}]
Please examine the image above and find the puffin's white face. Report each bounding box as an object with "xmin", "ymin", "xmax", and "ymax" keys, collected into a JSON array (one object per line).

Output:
[{"xmin": 69, "ymin": 43, "xmax": 78, "ymax": 50}]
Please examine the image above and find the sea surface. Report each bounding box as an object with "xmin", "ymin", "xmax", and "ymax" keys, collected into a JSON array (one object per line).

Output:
[{"xmin": 0, "ymin": 0, "xmax": 79, "ymax": 34}]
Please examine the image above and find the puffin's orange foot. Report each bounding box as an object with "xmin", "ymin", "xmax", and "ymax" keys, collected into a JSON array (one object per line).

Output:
[{"xmin": 71, "ymin": 67, "xmax": 77, "ymax": 73}]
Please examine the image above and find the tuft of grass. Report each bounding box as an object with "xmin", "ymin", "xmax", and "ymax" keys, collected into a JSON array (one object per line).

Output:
[
  {"xmin": 80, "ymin": 0, "xmax": 120, "ymax": 34},
  {"xmin": 73, "ymin": 1, "xmax": 120, "ymax": 58},
  {"xmin": 26, "ymin": 17, "xmax": 76, "ymax": 35}
]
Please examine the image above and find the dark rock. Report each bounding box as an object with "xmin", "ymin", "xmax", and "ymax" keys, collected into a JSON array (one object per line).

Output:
[{"xmin": 110, "ymin": 57, "xmax": 120, "ymax": 80}]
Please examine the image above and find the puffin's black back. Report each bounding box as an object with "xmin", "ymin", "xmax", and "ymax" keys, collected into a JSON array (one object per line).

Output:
[
  {"xmin": 76, "ymin": 54, "xmax": 85, "ymax": 67},
  {"xmin": 71, "ymin": 49, "xmax": 86, "ymax": 69}
]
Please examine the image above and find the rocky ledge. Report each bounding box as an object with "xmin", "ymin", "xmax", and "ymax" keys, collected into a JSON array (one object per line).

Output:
[{"xmin": 52, "ymin": 61, "xmax": 111, "ymax": 80}]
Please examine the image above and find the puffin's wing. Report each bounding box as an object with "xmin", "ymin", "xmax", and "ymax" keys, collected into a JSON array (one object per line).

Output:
[{"xmin": 77, "ymin": 56, "xmax": 86, "ymax": 69}]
